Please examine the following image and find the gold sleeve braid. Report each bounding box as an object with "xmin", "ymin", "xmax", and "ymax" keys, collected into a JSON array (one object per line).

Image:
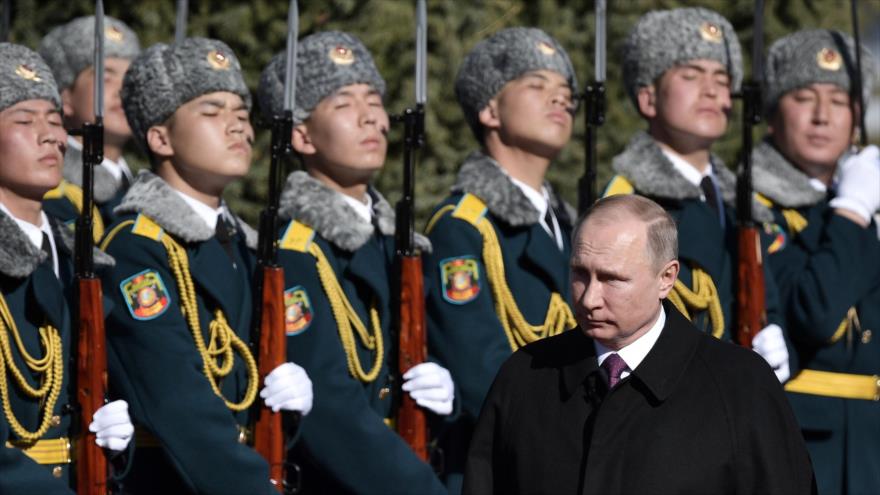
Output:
[
  {"xmin": 0, "ymin": 293, "xmax": 64, "ymax": 443},
  {"xmin": 106, "ymin": 214, "xmax": 259, "ymax": 412},
  {"xmin": 280, "ymin": 221, "xmax": 384, "ymax": 383},
  {"xmin": 427, "ymin": 194, "xmax": 576, "ymax": 351}
]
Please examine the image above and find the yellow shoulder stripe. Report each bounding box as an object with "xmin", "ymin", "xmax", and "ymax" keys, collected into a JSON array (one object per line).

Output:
[
  {"xmin": 451, "ymin": 193, "xmax": 488, "ymax": 227},
  {"xmin": 602, "ymin": 175, "xmax": 635, "ymax": 198},
  {"xmin": 99, "ymin": 220, "xmax": 136, "ymax": 251},
  {"xmin": 132, "ymin": 214, "xmax": 164, "ymax": 241},
  {"xmin": 279, "ymin": 221, "xmax": 315, "ymax": 253}
]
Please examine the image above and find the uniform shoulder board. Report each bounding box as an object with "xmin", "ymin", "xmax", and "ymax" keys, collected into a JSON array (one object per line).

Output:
[
  {"xmin": 279, "ymin": 220, "xmax": 315, "ymax": 253},
  {"xmin": 602, "ymin": 175, "xmax": 635, "ymax": 198}
]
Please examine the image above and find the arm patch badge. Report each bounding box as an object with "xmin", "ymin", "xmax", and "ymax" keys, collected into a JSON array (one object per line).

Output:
[
  {"xmin": 440, "ymin": 256, "xmax": 481, "ymax": 304},
  {"xmin": 284, "ymin": 286, "xmax": 313, "ymax": 336},
  {"xmin": 763, "ymin": 223, "xmax": 788, "ymax": 254},
  {"xmin": 120, "ymin": 269, "xmax": 170, "ymax": 320}
]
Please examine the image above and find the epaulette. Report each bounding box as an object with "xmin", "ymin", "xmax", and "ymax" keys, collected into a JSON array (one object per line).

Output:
[
  {"xmin": 755, "ymin": 193, "xmax": 808, "ymax": 235},
  {"xmin": 43, "ymin": 179, "xmax": 105, "ymax": 242},
  {"xmin": 279, "ymin": 220, "xmax": 316, "ymax": 253},
  {"xmin": 99, "ymin": 214, "xmax": 161, "ymax": 251},
  {"xmin": 602, "ymin": 175, "xmax": 635, "ymax": 197},
  {"xmin": 426, "ymin": 193, "xmax": 487, "ymax": 234}
]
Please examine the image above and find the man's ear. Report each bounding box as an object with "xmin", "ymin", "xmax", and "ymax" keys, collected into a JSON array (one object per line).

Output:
[
  {"xmin": 657, "ymin": 259, "xmax": 680, "ymax": 299},
  {"xmin": 146, "ymin": 125, "xmax": 173, "ymax": 159},
  {"xmin": 636, "ymin": 85, "xmax": 657, "ymax": 119},
  {"xmin": 61, "ymin": 88, "xmax": 75, "ymax": 120},
  {"xmin": 291, "ymin": 123, "xmax": 316, "ymax": 156},
  {"xmin": 477, "ymin": 98, "xmax": 501, "ymax": 131}
]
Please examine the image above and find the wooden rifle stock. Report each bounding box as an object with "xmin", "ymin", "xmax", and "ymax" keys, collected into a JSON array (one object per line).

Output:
[
  {"xmin": 253, "ymin": 266, "xmax": 287, "ymax": 492},
  {"xmin": 76, "ymin": 277, "xmax": 108, "ymax": 495},
  {"xmin": 736, "ymin": 227, "xmax": 767, "ymax": 346},
  {"xmin": 397, "ymin": 255, "xmax": 428, "ymax": 461}
]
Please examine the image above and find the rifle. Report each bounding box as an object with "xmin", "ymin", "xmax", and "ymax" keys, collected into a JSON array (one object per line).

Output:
[
  {"xmin": 71, "ymin": 3, "xmax": 109, "ymax": 493},
  {"xmin": 393, "ymin": 0, "xmax": 429, "ymax": 462},
  {"xmin": 577, "ymin": 0, "xmax": 606, "ymax": 215},
  {"xmin": 251, "ymin": 1, "xmax": 297, "ymax": 492},
  {"xmin": 735, "ymin": 0, "xmax": 767, "ymax": 347},
  {"xmin": 174, "ymin": 0, "xmax": 187, "ymax": 45},
  {"xmin": 850, "ymin": 0, "xmax": 867, "ymax": 146}
]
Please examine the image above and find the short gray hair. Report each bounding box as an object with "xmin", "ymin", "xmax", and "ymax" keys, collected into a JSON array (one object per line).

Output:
[{"xmin": 574, "ymin": 195, "xmax": 678, "ymax": 270}]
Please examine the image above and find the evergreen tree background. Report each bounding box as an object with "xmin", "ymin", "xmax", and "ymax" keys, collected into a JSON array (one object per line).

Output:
[{"xmin": 7, "ymin": 0, "xmax": 878, "ymax": 225}]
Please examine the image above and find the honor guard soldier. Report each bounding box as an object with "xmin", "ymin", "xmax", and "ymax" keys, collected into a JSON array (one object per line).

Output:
[
  {"xmin": 423, "ymin": 27, "xmax": 578, "ymax": 491},
  {"xmin": 0, "ymin": 43, "xmax": 133, "ymax": 494},
  {"xmin": 257, "ymin": 31, "xmax": 453, "ymax": 494},
  {"xmin": 99, "ymin": 38, "xmax": 313, "ymax": 494},
  {"xmin": 39, "ymin": 15, "xmax": 140, "ymax": 238},
  {"xmin": 603, "ymin": 7, "xmax": 791, "ymax": 380},
  {"xmin": 753, "ymin": 29, "xmax": 880, "ymax": 494}
]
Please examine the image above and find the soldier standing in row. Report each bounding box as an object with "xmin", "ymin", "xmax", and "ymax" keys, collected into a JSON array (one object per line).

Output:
[
  {"xmin": 39, "ymin": 15, "xmax": 140, "ymax": 237},
  {"xmin": 99, "ymin": 37, "xmax": 313, "ymax": 494},
  {"xmin": 257, "ymin": 31, "xmax": 452, "ymax": 494},
  {"xmin": 424, "ymin": 27, "xmax": 579, "ymax": 491},
  {"xmin": 602, "ymin": 7, "xmax": 790, "ymax": 380},
  {"xmin": 753, "ymin": 29, "xmax": 880, "ymax": 494},
  {"xmin": 0, "ymin": 42, "xmax": 133, "ymax": 495}
]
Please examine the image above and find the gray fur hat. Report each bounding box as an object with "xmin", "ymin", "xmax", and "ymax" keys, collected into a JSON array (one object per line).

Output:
[
  {"xmin": 622, "ymin": 7, "xmax": 743, "ymax": 106},
  {"xmin": 454, "ymin": 27, "xmax": 578, "ymax": 140},
  {"xmin": 258, "ymin": 31, "xmax": 385, "ymax": 124},
  {"xmin": 39, "ymin": 16, "xmax": 140, "ymax": 90},
  {"xmin": 121, "ymin": 37, "xmax": 252, "ymax": 154},
  {"xmin": 0, "ymin": 43, "xmax": 60, "ymax": 112},
  {"xmin": 765, "ymin": 29, "xmax": 875, "ymax": 113}
]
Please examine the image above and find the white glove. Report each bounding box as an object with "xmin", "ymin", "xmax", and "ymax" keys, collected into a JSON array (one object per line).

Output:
[
  {"xmin": 401, "ymin": 362, "xmax": 454, "ymax": 416},
  {"xmin": 260, "ymin": 362, "xmax": 313, "ymax": 415},
  {"xmin": 752, "ymin": 324, "xmax": 791, "ymax": 383},
  {"xmin": 89, "ymin": 400, "xmax": 134, "ymax": 452},
  {"xmin": 830, "ymin": 145, "xmax": 880, "ymax": 223}
]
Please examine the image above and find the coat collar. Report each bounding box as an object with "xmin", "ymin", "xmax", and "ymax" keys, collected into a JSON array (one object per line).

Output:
[
  {"xmin": 752, "ymin": 139, "xmax": 826, "ymax": 208},
  {"xmin": 612, "ymin": 131, "xmax": 774, "ymax": 222},
  {"xmin": 115, "ymin": 170, "xmax": 257, "ymax": 249},
  {"xmin": 61, "ymin": 145, "xmax": 119, "ymax": 203},
  {"xmin": 452, "ymin": 150, "xmax": 574, "ymax": 228},
  {"xmin": 278, "ymin": 170, "xmax": 430, "ymax": 253},
  {"xmin": 560, "ymin": 301, "xmax": 700, "ymax": 402}
]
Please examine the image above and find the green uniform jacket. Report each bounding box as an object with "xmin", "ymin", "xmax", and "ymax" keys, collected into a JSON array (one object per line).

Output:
[
  {"xmin": 424, "ymin": 151, "xmax": 574, "ymax": 487},
  {"xmin": 0, "ymin": 211, "xmax": 114, "ymax": 494},
  {"xmin": 754, "ymin": 140, "xmax": 880, "ymax": 494},
  {"xmin": 100, "ymin": 171, "xmax": 276, "ymax": 495},
  {"xmin": 603, "ymin": 131, "xmax": 784, "ymax": 340},
  {"xmin": 275, "ymin": 171, "xmax": 446, "ymax": 495}
]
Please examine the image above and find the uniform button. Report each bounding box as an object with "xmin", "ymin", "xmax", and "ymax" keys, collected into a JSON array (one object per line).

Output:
[
  {"xmin": 50, "ymin": 415, "xmax": 61, "ymax": 427},
  {"xmin": 862, "ymin": 330, "xmax": 872, "ymax": 344},
  {"xmin": 378, "ymin": 387, "xmax": 390, "ymax": 400},
  {"xmin": 52, "ymin": 466, "xmax": 63, "ymax": 478},
  {"xmin": 237, "ymin": 430, "xmax": 247, "ymax": 444}
]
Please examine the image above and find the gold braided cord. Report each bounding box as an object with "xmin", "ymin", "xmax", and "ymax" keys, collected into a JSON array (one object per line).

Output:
[
  {"xmin": 0, "ymin": 293, "xmax": 64, "ymax": 443},
  {"xmin": 472, "ymin": 217, "xmax": 576, "ymax": 351},
  {"xmin": 667, "ymin": 267, "xmax": 725, "ymax": 339},
  {"xmin": 159, "ymin": 234, "xmax": 258, "ymax": 412},
  {"xmin": 44, "ymin": 180, "xmax": 105, "ymax": 243},
  {"xmin": 309, "ymin": 243, "xmax": 384, "ymax": 383},
  {"xmin": 829, "ymin": 307, "xmax": 860, "ymax": 345}
]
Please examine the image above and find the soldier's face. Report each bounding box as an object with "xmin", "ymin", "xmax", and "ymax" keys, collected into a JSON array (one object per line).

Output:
[
  {"xmin": 0, "ymin": 99, "xmax": 66, "ymax": 201},
  {"xmin": 63, "ymin": 57, "xmax": 132, "ymax": 145},
  {"xmin": 295, "ymin": 83, "xmax": 389, "ymax": 183},
  {"xmin": 160, "ymin": 92, "xmax": 253, "ymax": 187},
  {"xmin": 481, "ymin": 70, "xmax": 574, "ymax": 158},
  {"xmin": 639, "ymin": 59, "xmax": 732, "ymax": 147},
  {"xmin": 768, "ymin": 83, "xmax": 853, "ymax": 175},
  {"xmin": 570, "ymin": 215, "xmax": 677, "ymax": 350}
]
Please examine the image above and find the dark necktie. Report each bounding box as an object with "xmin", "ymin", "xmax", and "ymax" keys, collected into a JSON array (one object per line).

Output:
[
  {"xmin": 543, "ymin": 208, "xmax": 560, "ymax": 246},
  {"xmin": 215, "ymin": 216, "xmax": 236, "ymax": 262},
  {"xmin": 700, "ymin": 176, "xmax": 720, "ymax": 221},
  {"xmin": 119, "ymin": 172, "xmax": 131, "ymax": 191},
  {"xmin": 40, "ymin": 232, "xmax": 55, "ymax": 271},
  {"xmin": 602, "ymin": 353, "xmax": 628, "ymax": 389}
]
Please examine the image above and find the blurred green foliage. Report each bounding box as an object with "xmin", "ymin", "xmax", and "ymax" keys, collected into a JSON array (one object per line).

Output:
[{"xmin": 7, "ymin": 0, "xmax": 876, "ymax": 225}]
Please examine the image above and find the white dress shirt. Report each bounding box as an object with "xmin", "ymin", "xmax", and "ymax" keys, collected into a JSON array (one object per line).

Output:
[
  {"xmin": 341, "ymin": 192, "xmax": 373, "ymax": 224},
  {"xmin": 594, "ymin": 305, "xmax": 667, "ymax": 381},
  {"xmin": 173, "ymin": 190, "xmax": 229, "ymax": 231},
  {"xmin": 509, "ymin": 176, "xmax": 564, "ymax": 251}
]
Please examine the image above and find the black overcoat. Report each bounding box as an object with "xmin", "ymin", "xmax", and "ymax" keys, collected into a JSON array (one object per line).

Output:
[{"xmin": 464, "ymin": 302, "xmax": 815, "ymax": 495}]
